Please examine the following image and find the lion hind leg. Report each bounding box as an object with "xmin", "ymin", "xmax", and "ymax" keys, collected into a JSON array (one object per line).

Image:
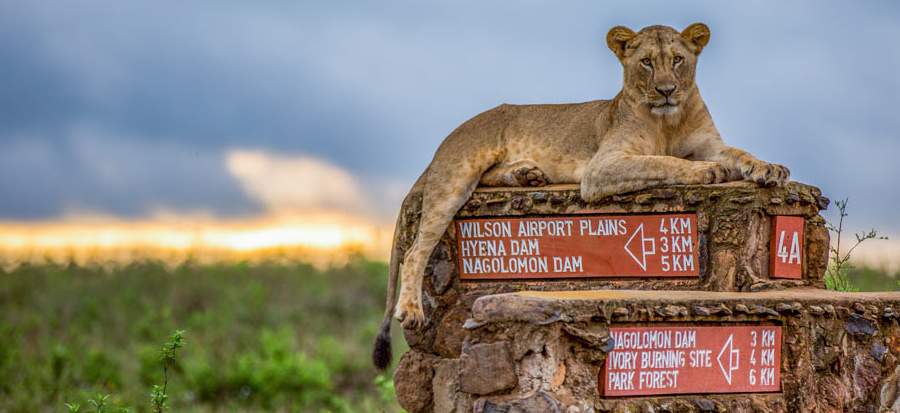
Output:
[{"xmin": 480, "ymin": 160, "xmax": 550, "ymax": 187}]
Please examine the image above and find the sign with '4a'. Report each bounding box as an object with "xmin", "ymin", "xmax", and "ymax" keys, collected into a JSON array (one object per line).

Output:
[{"xmin": 769, "ymin": 216, "xmax": 804, "ymax": 279}]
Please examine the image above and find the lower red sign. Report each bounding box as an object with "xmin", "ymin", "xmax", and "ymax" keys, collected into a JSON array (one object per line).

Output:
[
  {"xmin": 600, "ymin": 325, "xmax": 782, "ymax": 397},
  {"xmin": 455, "ymin": 214, "xmax": 699, "ymax": 280}
]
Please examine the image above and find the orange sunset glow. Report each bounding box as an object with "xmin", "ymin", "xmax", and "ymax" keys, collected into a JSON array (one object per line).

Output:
[{"xmin": 0, "ymin": 212, "xmax": 393, "ymax": 267}]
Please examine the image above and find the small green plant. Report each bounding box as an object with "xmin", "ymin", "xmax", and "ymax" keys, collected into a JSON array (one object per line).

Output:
[
  {"xmin": 373, "ymin": 373, "xmax": 396, "ymax": 405},
  {"xmin": 151, "ymin": 330, "xmax": 185, "ymax": 413},
  {"xmin": 87, "ymin": 393, "xmax": 110, "ymax": 413},
  {"xmin": 825, "ymin": 198, "xmax": 887, "ymax": 291},
  {"xmin": 63, "ymin": 331, "xmax": 186, "ymax": 413},
  {"xmin": 149, "ymin": 386, "xmax": 166, "ymax": 413}
]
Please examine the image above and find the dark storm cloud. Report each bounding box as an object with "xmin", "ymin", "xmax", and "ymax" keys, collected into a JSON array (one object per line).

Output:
[
  {"xmin": 0, "ymin": 1, "xmax": 899, "ymax": 233},
  {"xmin": 0, "ymin": 131, "xmax": 258, "ymax": 219},
  {"xmin": 0, "ymin": 2, "xmax": 390, "ymax": 159}
]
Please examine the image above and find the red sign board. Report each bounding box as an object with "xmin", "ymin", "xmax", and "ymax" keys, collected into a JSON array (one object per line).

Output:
[
  {"xmin": 600, "ymin": 325, "xmax": 782, "ymax": 397},
  {"xmin": 455, "ymin": 214, "xmax": 699, "ymax": 280},
  {"xmin": 769, "ymin": 216, "xmax": 804, "ymax": 279}
]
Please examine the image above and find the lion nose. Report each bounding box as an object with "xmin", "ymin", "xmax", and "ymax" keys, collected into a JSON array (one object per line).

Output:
[{"xmin": 656, "ymin": 84, "xmax": 676, "ymax": 97}]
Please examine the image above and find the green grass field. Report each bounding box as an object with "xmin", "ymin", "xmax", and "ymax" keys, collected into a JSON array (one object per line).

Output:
[
  {"xmin": 0, "ymin": 259, "xmax": 406, "ymax": 412},
  {"xmin": 844, "ymin": 266, "xmax": 900, "ymax": 292},
  {"xmin": 1, "ymin": 259, "xmax": 896, "ymax": 412}
]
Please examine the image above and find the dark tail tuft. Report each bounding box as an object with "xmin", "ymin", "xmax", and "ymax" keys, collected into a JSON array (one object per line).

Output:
[
  {"xmin": 373, "ymin": 172, "xmax": 424, "ymax": 371},
  {"xmin": 372, "ymin": 320, "xmax": 393, "ymax": 370}
]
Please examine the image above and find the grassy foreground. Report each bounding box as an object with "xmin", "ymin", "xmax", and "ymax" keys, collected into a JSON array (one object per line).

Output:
[
  {"xmin": 0, "ymin": 259, "xmax": 405, "ymax": 413},
  {"xmin": 844, "ymin": 266, "xmax": 900, "ymax": 292}
]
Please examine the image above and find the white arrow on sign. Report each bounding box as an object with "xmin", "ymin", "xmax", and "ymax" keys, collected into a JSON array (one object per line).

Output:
[
  {"xmin": 717, "ymin": 334, "xmax": 740, "ymax": 385},
  {"xmin": 624, "ymin": 223, "xmax": 656, "ymax": 271}
]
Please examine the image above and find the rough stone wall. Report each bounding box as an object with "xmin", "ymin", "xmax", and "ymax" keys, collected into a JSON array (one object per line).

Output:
[{"xmin": 390, "ymin": 182, "xmax": 900, "ymax": 413}]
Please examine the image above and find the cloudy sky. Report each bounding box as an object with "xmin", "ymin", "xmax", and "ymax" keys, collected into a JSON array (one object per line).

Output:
[{"xmin": 1, "ymin": 1, "xmax": 899, "ymax": 261}]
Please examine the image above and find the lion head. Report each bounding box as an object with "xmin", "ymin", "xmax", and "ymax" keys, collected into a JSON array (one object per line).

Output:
[{"xmin": 607, "ymin": 23, "xmax": 710, "ymax": 117}]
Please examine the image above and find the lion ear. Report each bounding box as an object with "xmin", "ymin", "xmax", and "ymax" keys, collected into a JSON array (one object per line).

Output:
[
  {"xmin": 606, "ymin": 26, "xmax": 636, "ymax": 59},
  {"xmin": 681, "ymin": 23, "xmax": 711, "ymax": 54}
]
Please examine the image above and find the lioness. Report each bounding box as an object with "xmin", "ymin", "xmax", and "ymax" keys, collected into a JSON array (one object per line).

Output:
[{"xmin": 373, "ymin": 23, "xmax": 789, "ymax": 369}]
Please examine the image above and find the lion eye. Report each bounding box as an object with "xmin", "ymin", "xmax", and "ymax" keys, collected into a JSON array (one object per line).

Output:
[
  {"xmin": 674, "ymin": 55, "xmax": 684, "ymax": 65},
  {"xmin": 640, "ymin": 58, "xmax": 652, "ymax": 66}
]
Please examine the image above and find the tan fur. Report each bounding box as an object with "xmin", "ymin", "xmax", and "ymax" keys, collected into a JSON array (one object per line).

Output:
[{"xmin": 387, "ymin": 23, "xmax": 789, "ymax": 328}]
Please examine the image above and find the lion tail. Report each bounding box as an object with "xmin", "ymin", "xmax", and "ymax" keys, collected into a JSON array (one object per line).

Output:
[{"xmin": 373, "ymin": 172, "xmax": 425, "ymax": 371}]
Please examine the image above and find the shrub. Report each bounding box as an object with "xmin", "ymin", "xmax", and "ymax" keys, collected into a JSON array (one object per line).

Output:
[{"xmin": 825, "ymin": 198, "xmax": 887, "ymax": 291}]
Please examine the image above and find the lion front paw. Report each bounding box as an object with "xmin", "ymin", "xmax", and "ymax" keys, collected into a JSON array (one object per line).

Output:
[
  {"xmin": 513, "ymin": 166, "xmax": 549, "ymax": 187},
  {"xmin": 742, "ymin": 161, "xmax": 790, "ymax": 187},
  {"xmin": 691, "ymin": 162, "xmax": 729, "ymax": 185},
  {"xmin": 394, "ymin": 291, "xmax": 426, "ymax": 329}
]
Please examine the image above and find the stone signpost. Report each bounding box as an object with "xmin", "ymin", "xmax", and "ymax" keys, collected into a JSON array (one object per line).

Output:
[{"xmin": 392, "ymin": 182, "xmax": 900, "ymax": 412}]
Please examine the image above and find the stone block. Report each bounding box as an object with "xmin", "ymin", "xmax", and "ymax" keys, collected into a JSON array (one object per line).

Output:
[
  {"xmin": 459, "ymin": 342, "xmax": 517, "ymax": 395},
  {"xmin": 433, "ymin": 359, "xmax": 474, "ymax": 413},
  {"xmin": 394, "ymin": 350, "xmax": 438, "ymax": 413}
]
